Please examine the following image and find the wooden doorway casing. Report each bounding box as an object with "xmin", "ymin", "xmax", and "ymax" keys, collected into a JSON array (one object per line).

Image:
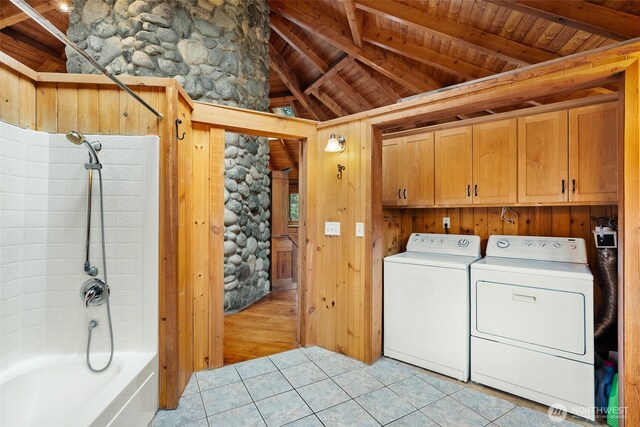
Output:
[{"xmin": 184, "ymin": 102, "xmax": 319, "ymax": 379}]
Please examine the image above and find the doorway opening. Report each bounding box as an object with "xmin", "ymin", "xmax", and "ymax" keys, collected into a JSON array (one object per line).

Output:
[{"xmin": 223, "ymin": 137, "xmax": 303, "ymax": 364}]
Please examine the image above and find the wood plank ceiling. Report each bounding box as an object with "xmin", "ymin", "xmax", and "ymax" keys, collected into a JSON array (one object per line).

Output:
[{"xmin": 1, "ymin": 0, "xmax": 639, "ymax": 176}]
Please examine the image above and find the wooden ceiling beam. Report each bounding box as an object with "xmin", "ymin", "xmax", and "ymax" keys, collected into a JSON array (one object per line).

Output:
[
  {"xmin": 270, "ymin": 14, "xmax": 329, "ymax": 74},
  {"xmin": 0, "ymin": 30, "xmax": 66, "ymax": 72},
  {"xmin": 343, "ymin": 0, "xmax": 363, "ymax": 48},
  {"xmin": 356, "ymin": 0, "xmax": 558, "ymax": 66},
  {"xmin": 2, "ymin": 28, "xmax": 64, "ymax": 60},
  {"xmin": 331, "ymin": 74, "xmax": 374, "ymax": 111},
  {"xmin": 271, "ymin": 0, "xmax": 439, "ymax": 94},
  {"xmin": 310, "ymin": 90, "xmax": 349, "ymax": 117},
  {"xmin": 485, "ymin": 0, "xmax": 640, "ymax": 41},
  {"xmin": 0, "ymin": 1, "xmax": 57, "ymax": 29},
  {"xmin": 270, "ymin": 94, "xmax": 297, "ymax": 107},
  {"xmin": 349, "ymin": 59, "xmax": 400, "ymax": 103},
  {"xmin": 278, "ymin": 139, "xmax": 298, "ymax": 174},
  {"xmin": 362, "ymin": 26, "xmax": 494, "ymax": 80},
  {"xmin": 303, "ymin": 55, "xmax": 351, "ymax": 95},
  {"xmin": 268, "ymin": 42, "xmax": 320, "ymax": 120}
]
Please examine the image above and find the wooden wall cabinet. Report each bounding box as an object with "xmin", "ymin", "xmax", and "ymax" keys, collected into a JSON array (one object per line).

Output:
[
  {"xmin": 568, "ymin": 102, "xmax": 619, "ymax": 203},
  {"xmin": 386, "ymin": 103, "xmax": 617, "ymax": 208},
  {"xmin": 434, "ymin": 126, "xmax": 473, "ymax": 205},
  {"xmin": 435, "ymin": 120, "xmax": 517, "ymax": 206},
  {"xmin": 519, "ymin": 103, "xmax": 618, "ymax": 204},
  {"xmin": 382, "ymin": 132, "xmax": 434, "ymax": 206},
  {"xmin": 518, "ymin": 111, "xmax": 569, "ymax": 203},
  {"xmin": 472, "ymin": 119, "xmax": 518, "ymax": 204}
]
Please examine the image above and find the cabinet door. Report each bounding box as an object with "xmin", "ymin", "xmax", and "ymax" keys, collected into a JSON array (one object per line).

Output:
[
  {"xmin": 472, "ymin": 119, "xmax": 517, "ymax": 204},
  {"xmin": 435, "ymin": 126, "xmax": 473, "ymax": 205},
  {"xmin": 403, "ymin": 132, "xmax": 435, "ymax": 206},
  {"xmin": 569, "ymin": 102, "xmax": 619, "ymax": 202},
  {"xmin": 382, "ymin": 136, "xmax": 403, "ymax": 206},
  {"xmin": 518, "ymin": 111, "xmax": 568, "ymax": 203}
]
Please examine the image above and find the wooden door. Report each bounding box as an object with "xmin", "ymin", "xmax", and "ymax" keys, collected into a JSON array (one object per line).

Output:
[
  {"xmin": 382, "ymin": 136, "xmax": 403, "ymax": 206},
  {"xmin": 403, "ymin": 132, "xmax": 435, "ymax": 206},
  {"xmin": 435, "ymin": 126, "xmax": 473, "ymax": 205},
  {"xmin": 271, "ymin": 170, "xmax": 290, "ymax": 236},
  {"xmin": 518, "ymin": 111, "xmax": 568, "ymax": 203},
  {"xmin": 271, "ymin": 236, "xmax": 295, "ymax": 291},
  {"xmin": 472, "ymin": 119, "xmax": 517, "ymax": 204},
  {"xmin": 569, "ymin": 102, "xmax": 619, "ymax": 202}
]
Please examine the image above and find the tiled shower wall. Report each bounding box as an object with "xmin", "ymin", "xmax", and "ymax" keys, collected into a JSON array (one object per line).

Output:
[
  {"xmin": 0, "ymin": 122, "xmax": 159, "ymax": 372},
  {"xmin": 0, "ymin": 124, "xmax": 49, "ymax": 371}
]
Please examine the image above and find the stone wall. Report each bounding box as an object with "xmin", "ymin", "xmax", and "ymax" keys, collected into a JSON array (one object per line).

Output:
[{"xmin": 67, "ymin": 0, "xmax": 272, "ymax": 312}]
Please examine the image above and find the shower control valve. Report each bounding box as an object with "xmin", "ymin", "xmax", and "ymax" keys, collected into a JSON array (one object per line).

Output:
[{"xmin": 81, "ymin": 278, "xmax": 109, "ymax": 307}]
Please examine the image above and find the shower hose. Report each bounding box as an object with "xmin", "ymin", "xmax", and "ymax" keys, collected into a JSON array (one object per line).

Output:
[{"xmin": 86, "ymin": 167, "xmax": 114, "ymax": 373}]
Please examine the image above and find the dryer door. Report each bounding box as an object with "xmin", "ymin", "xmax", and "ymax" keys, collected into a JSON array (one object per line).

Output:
[{"xmin": 475, "ymin": 281, "xmax": 586, "ymax": 355}]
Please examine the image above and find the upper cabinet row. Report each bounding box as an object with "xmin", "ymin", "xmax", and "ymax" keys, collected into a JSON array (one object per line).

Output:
[{"xmin": 382, "ymin": 102, "xmax": 619, "ymax": 207}]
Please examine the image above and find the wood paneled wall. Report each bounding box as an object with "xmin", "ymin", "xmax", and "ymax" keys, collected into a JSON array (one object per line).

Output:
[
  {"xmin": 313, "ymin": 121, "xmax": 381, "ymax": 363},
  {"xmin": 178, "ymin": 122, "xmax": 224, "ymax": 373},
  {"xmin": 383, "ymin": 205, "xmax": 617, "ymax": 315},
  {"xmin": 0, "ymin": 64, "xmax": 36, "ymax": 129}
]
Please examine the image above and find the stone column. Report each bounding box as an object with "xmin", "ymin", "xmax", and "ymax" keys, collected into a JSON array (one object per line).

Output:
[{"xmin": 67, "ymin": 0, "xmax": 272, "ymax": 312}]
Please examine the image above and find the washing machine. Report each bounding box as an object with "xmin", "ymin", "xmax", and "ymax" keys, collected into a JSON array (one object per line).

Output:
[
  {"xmin": 384, "ymin": 233, "xmax": 481, "ymax": 381},
  {"xmin": 471, "ymin": 235, "xmax": 595, "ymax": 420}
]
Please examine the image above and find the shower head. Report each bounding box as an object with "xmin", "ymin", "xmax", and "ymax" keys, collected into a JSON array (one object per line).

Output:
[
  {"xmin": 66, "ymin": 130, "xmax": 101, "ymax": 166},
  {"xmin": 66, "ymin": 130, "xmax": 86, "ymax": 145}
]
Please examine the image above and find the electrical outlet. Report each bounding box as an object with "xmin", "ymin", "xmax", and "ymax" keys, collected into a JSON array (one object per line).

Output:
[
  {"xmin": 356, "ymin": 222, "xmax": 365, "ymax": 237},
  {"xmin": 325, "ymin": 222, "xmax": 341, "ymax": 236},
  {"xmin": 443, "ymin": 217, "xmax": 451, "ymax": 229}
]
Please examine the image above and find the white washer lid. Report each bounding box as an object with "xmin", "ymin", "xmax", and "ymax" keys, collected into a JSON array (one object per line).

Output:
[
  {"xmin": 384, "ymin": 251, "xmax": 480, "ymax": 269},
  {"xmin": 472, "ymin": 256, "xmax": 593, "ymax": 280}
]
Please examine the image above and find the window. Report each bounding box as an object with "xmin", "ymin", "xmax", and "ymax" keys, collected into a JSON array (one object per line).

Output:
[
  {"xmin": 273, "ymin": 106, "xmax": 295, "ymax": 117},
  {"xmin": 289, "ymin": 193, "xmax": 299, "ymax": 222}
]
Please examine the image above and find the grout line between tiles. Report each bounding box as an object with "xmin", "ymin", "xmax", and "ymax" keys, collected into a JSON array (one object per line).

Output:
[{"xmin": 447, "ymin": 389, "xmax": 502, "ymax": 423}]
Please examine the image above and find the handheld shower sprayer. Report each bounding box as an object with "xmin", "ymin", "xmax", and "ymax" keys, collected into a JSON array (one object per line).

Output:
[{"xmin": 66, "ymin": 131, "xmax": 102, "ymax": 167}]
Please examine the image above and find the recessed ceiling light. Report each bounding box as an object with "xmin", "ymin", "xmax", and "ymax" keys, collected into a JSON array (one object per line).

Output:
[{"xmin": 59, "ymin": 3, "xmax": 69, "ymax": 12}]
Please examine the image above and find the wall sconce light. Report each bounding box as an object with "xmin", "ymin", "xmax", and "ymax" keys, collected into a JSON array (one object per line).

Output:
[{"xmin": 325, "ymin": 133, "xmax": 346, "ymax": 153}]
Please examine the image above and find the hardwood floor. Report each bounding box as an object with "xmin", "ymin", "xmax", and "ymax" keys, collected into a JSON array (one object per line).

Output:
[{"xmin": 223, "ymin": 289, "xmax": 299, "ymax": 365}]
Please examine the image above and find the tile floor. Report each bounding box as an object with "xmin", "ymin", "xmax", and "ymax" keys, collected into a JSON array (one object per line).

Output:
[{"xmin": 152, "ymin": 347, "xmax": 593, "ymax": 427}]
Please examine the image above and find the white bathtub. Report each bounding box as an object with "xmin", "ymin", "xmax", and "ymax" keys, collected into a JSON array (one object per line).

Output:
[{"xmin": 0, "ymin": 352, "xmax": 158, "ymax": 427}]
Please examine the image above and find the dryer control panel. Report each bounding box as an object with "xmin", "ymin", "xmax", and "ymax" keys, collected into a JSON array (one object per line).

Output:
[
  {"xmin": 406, "ymin": 233, "xmax": 481, "ymax": 257},
  {"xmin": 486, "ymin": 235, "xmax": 587, "ymax": 264}
]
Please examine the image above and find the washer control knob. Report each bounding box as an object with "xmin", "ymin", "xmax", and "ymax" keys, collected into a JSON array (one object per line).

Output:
[
  {"xmin": 539, "ymin": 242, "xmax": 546, "ymax": 248},
  {"xmin": 458, "ymin": 238, "xmax": 469, "ymax": 248},
  {"xmin": 553, "ymin": 243, "xmax": 561, "ymax": 248},
  {"xmin": 496, "ymin": 239, "xmax": 510, "ymax": 249},
  {"xmin": 568, "ymin": 244, "xmax": 577, "ymax": 250},
  {"xmin": 525, "ymin": 241, "xmax": 535, "ymax": 247}
]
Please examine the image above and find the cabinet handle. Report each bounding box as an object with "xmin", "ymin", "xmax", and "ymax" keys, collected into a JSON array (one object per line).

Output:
[
  {"xmin": 572, "ymin": 179, "xmax": 576, "ymax": 193},
  {"xmin": 467, "ymin": 185, "xmax": 471, "ymax": 197},
  {"xmin": 474, "ymin": 184, "xmax": 478, "ymax": 197},
  {"xmin": 398, "ymin": 189, "xmax": 401, "ymax": 199},
  {"xmin": 403, "ymin": 189, "xmax": 407, "ymax": 199},
  {"xmin": 561, "ymin": 179, "xmax": 565, "ymax": 193}
]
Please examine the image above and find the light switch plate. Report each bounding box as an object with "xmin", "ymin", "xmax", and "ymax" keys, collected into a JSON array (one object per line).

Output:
[
  {"xmin": 356, "ymin": 222, "xmax": 365, "ymax": 237},
  {"xmin": 325, "ymin": 222, "xmax": 340, "ymax": 236}
]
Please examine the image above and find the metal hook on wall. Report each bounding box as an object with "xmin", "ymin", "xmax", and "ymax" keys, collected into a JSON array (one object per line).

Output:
[
  {"xmin": 337, "ymin": 164, "xmax": 346, "ymax": 179},
  {"xmin": 175, "ymin": 118, "xmax": 186, "ymax": 141}
]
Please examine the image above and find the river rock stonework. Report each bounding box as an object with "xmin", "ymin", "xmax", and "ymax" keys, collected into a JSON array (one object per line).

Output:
[{"xmin": 67, "ymin": 0, "xmax": 271, "ymax": 312}]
